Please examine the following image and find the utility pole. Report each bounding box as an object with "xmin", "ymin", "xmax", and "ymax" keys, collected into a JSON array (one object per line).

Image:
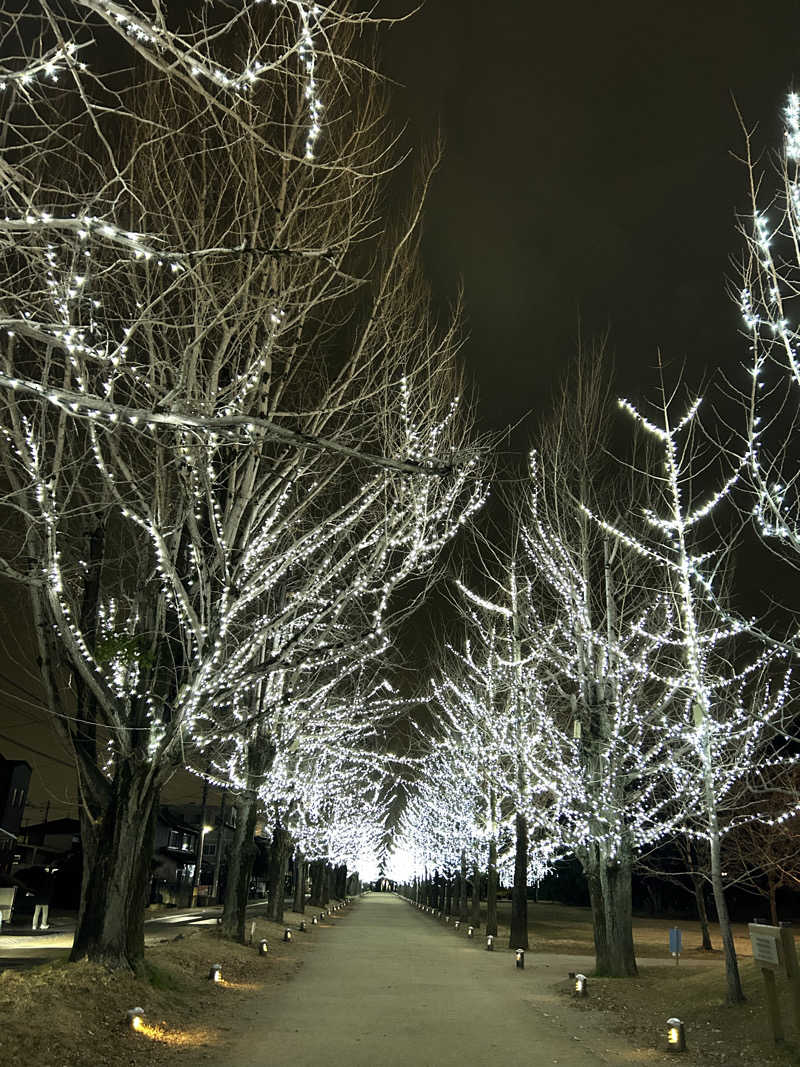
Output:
[
  {"xmin": 211, "ymin": 789, "xmax": 227, "ymax": 903},
  {"xmin": 191, "ymin": 779, "xmax": 209, "ymax": 906}
]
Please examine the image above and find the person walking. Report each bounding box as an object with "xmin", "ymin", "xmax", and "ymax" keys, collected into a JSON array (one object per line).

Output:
[{"xmin": 30, "ymin": 872, "xmax": 53, "ymax": 931}]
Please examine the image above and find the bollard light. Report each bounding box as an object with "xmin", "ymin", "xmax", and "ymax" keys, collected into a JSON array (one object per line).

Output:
[
  {"xmin": 127, "ymin": 1007, "xmax": 145, "ymax": 1032},
  {"xmin": 574, "ymin": 973, "xmax": 587, "ymax": 997},
  {"xmin": 320, "ymin": 912, "xmax": 326, "ymax": 920},
  {"xmin": 454, "ymin": 921, "xmax": 460, "ymax": 929},
  {"xmin": 283, "ymin": 928, "xmax": 293, "ymax": 942},
  {"xmin": 258, "ymin": 939, "xmax": 269, "ymax": 956},
  {"xmin": 445, "ymin": 915, "xmax": 450, "ymax": 923},
  {"xmin": 666, "ymin": 1018, "xmax": 686, "ymax": 1052},
  {"xmin": 312, "ymin": 915, "xmax": 318, "ymax": 924},
  {"xmin": 299, "ymin": 921, "xmax": 307, "ymax": 932},
  {"xmin": 515, "ymin": 948, "xmax": 525, "ymax": 969},
  {"xmin": 209, "ymin": 963, "xmax": 222, "ymax": 982},
  {"xmin": 467, "ymin": 925, "xmax": 474, "ymax": 938},
  {"xmin": 486, "ymin": 935, "xmax": 494, "ymax": 951}
]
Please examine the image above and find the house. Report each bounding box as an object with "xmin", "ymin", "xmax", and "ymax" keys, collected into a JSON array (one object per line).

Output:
[
  {"xmin": 0, "ymin": 754, "xmax": 31, "ymax": 872},
  {"xmin": 17, "ymin": 817, "xmax": 80, "ymax": 867},
  {"xmin": 173, "ymin": 802, "xmax": 237, "ymax": 903},
  {"xmin": 150, "ymin": 808, "xmax": 200, "ymax": 906}
]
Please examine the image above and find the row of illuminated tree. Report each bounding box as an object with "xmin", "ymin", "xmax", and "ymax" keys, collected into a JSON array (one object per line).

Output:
[
  {"xmin": 394, "ymin": 318, "xmax": 800, "ymax": 1003},
  {"xmin": 0, "ymin": 1, "xmax": 487, "ymax": 971}
]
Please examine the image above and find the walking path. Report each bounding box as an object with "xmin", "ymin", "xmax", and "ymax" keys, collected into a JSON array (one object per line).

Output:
[{"xmin": 202, "ymin": 893, "xmax": 656, "ymax": 1067}]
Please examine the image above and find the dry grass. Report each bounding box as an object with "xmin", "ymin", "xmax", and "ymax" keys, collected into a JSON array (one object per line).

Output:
[{"xmin": 0, "ymin": 905, "xmax": 344, "ymax": 1067}]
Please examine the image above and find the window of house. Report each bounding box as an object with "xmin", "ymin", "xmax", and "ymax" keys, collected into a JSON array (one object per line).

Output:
[
  {"xmin": 168, "ymin": 830, "xmax": 181, "ymax": 849},
  {"xmin": 203, "ymin": 841, "xmax": 216, "ymax": 857}
]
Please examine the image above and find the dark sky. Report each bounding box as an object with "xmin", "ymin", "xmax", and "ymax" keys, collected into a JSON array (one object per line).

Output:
[
  {"xmin": 7, "ymin": 1, "xmax": 800, "ymax": 821},
  {"xmin": 382, "ymin": 0, "xmax": 800, "ymax": 435}
]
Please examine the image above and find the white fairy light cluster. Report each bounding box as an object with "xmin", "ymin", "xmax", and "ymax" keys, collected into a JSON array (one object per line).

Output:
[{"xmin": 737, "ymin": 92, "xmax": 800, "ymax": 568}]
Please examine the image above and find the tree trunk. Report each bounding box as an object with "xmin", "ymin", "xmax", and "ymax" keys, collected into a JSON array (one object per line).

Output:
[
  {"xmin": 293, "ymin": 851, "xmax": 306, "ymax": 913},
  {"xmin": 586, "ymin": 859, "xmax": 609, "ymax": 975},
  {"xmin": 445, "ymin": 873, "xmax": 453, "ymax": 916},
  {"xmin": 221, "ymin": 792, "xmax": 258, "ymax": 942},
  {"xmin": 459, "ymin": 850, "xmax": 468, "ymax": 920},
  {"xmin": 486, "ymin": 837, "xmax": 498, "ymax": 937},
  {"xmin": 266, "ymin": 823, "xmax": 292, "ymax": 923},
  {"xmin": 323, "ymin": 863, "xmax": 332, "ymax": 905},
  {"xmin": 598, "ymin": 847, "xmax": 636, "ymax": 976},
  {"xmin": 309, "ymin": 860, "xmax": 325, "ymax": 907},
  {"xmin": 708, "ymin": 805, "xmax": 745, "ymax": 1003},
  {"xmin": 509, "ymin": 812, "xmax": 529, "ymax": 949},
  {"xmin": 335, "ymin": 864, "xmax": 347, "ymax": 899},
  {"xmin": 471, "ymin": 862, "xmax": 481, "ymax": 929},
  {"xmin": 691, "ymin": 872, "xmax": 713, "ymax": 950},
  {"xmin": 70, "ymin": 763, "xmax": 159, "ymax": 972},
  {"xmin": 768, "ymin": 871, "xmax": 779, "ymax": 926}
]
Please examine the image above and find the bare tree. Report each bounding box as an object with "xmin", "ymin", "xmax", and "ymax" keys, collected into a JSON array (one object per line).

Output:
[{"xmin": 0, "ymin": 4, "xmax": 485, "ymax": 969}]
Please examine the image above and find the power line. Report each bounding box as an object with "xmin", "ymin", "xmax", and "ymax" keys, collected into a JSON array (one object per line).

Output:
[{"xmin": 0, "ymin": 730, "xmax": 73, "ymax": 769}]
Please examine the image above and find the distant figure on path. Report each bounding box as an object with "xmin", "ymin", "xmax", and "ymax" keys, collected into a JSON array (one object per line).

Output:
[{"xmin": 30, "ymin": 874, "xmax": 53, "ymax": 930}]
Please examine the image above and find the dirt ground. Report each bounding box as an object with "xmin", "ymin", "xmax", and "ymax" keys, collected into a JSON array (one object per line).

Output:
[{"xmin": 0, "ymin": 905, "xmax": 330, "ymax": 1066}]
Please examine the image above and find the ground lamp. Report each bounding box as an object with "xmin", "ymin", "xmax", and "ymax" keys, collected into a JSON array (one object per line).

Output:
[
  {"xmin": 467, "ymin": 926, "xmax": 474, "ymax": 938},
  {"xmin": 445, "ymin": 915, "xmax": 450, "ymax": 923},
  {"xmin": 312, "ymin": 915, "xmax": 318, "ymax": 925},
  {"xmin": 258, "ymin": 939, "xmax": 269, "ymax": 956},
  {"xmin": 666, "ymin": 1018, "xmax": 686, "ymax": 1052},
  {"xmin": 515, "ymin": 949, "xmax": 525, "ymax": 970},
  {"xmin": 299, "ymin": 921, "xmax": 307, "ymax": 932},
  {"xmin": 574, "ymin": 973, "xmax": 587, "ymax": 997},
  {"xmin": 320, "ymin": 912, "xmax": 326, "ymax": 920},
  {"xmin": 209, "ymin": 963, "xmax": 222, "ymax": 982},
  {"xmin": 283, "ymin": 928, "xmax": 293, "ymax": 942},
  {"xmin": 454, "ymin": 921, "xmax": 460, "ymax": 929},
  {"xmin": 126, "ymin": 1007, "xmax": 145, "ymax": 1032},
  {"xmin": 486, "ymin": 935, "xmax": 494, "ymax": 951}
]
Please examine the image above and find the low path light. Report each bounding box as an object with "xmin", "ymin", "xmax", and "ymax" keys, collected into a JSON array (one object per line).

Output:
[
  {"xmin": 574, "ymin": 973, "xmax": 587, "ymax": 997},
  {"xmin": 283, "ymin": 928, "xmax": 293, "ymax": 942},
  {"xmin": 467, "ymin": 926, "xmax": 474, "ymax": 938},
  {"xmin": 454, "ymin": 921, "xmax": 460, "ymax": 929},
  {"xmin": 298, "ymin": 920, "xmax": 307, "ymax": 932},
  {"xmin": 515, "ymin": 949, "xmax": 525, "ymax": 969},
  {"xmin": 486, "ymin": 935, "xmax": 494, "ymax": 951},
  {"xmin": 312, "ymin": 915, "xmax": 318, "ymax": 925},
  {"xmin": 126, "ymin": 1007, "xmax": 145, "ymax": 1032},
  {"xmin": 667, "ymin": 1018, "xmax": 686, "ymax": 1052},
  {"xmin": 208, "ymin": 963, "xmax": 222, "ymax": 982},
  {"xmin": 258, "ymin": 939, "xmax": 269, "ymax": 956}
]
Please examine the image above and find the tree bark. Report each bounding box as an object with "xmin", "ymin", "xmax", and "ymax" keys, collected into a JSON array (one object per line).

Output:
[
  {"xmin": 459, "ymin": 850, "xmax": 468, "ymax": 920},
  {"xmin": 309, "ymin": 860, "xmax": 325, "ymax": 907},
  {"xmin": 486, "ymin": 838, "xmax": 498, "ymax": 937},
  {"xmin": 221, "ymin": 792, "xmax": 258, "ymax": 942},
  {"xmin": 471, "ymin": 862, "xmax": 481, "ymax": 929},
  {"xmin": 691, "ymin": 871, "xmax": 713, "ymax": 950},
  {"xmin": 293, "ymin": 851, "xmax": 306, "ymax": 913},
  {"xmin": 266, "ymin": 823, "xmax": 293, "ymax": 923},
  {"xmin": 598, "ymin": 847, "xmax": 636, "ymax": 976},
  {"xmin": 70, "ymin": 763, "xmax": 159, "ymax": 972},
  {"xmin": 445, "ymin": 872, "xmax": 453, "ymax": 916},
  {"xmin": 768, "ymin": 871, "xmax": 779, "ymax": 926},
  {"xmin": 707, "ymin": 793, "xmax": 745, "ymax": 1002},
  {"xmin": 509, "ymin": 812, "xmax": 529, "ymax": 949}
]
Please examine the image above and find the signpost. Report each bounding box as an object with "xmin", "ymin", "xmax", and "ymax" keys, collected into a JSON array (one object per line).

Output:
[
  {"xmin": 669, "ymin": 926, "xmax": 682, "ymax": 965},
  {"xmin": 748, "ymin": 923, "xmax": 784, "ymax": 1044}
]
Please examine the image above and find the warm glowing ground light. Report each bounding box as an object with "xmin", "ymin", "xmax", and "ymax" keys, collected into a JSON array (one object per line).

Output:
[{"xmin": 132, "ymin": 1019, "xmax": 218, "ymax": 1047}]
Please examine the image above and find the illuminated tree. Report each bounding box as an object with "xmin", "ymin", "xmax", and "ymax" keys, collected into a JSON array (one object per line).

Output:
[
  {"xmin": 586, "ymin": 378, "xmax": 793, "ymax": 1003},
  {"xmin": 0, "ymin": 2, "xmax": 485, "ymax": 969}
]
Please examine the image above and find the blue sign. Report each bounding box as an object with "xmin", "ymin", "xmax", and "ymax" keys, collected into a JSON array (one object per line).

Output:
[{"xmin": 669, "ymin": 927, "xmax": 682, "ymax": 955}]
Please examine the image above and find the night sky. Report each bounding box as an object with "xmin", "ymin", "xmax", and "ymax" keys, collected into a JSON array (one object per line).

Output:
[
  {"xmin": 382, "ymin": 0, "xmax": 800, "ymax": 436},
  {"xmin": 6, "ymin": 1, "xmax": 800, "ymax": 819}
]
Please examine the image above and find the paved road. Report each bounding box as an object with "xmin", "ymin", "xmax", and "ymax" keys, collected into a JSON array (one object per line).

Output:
[
  {"xmin": 0, "ymin": 901, "xmax": 271, "ymax": 971},
  {"xmin": 201, "ymin": 893, "xmax": 648, "ymax": 1067}
]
